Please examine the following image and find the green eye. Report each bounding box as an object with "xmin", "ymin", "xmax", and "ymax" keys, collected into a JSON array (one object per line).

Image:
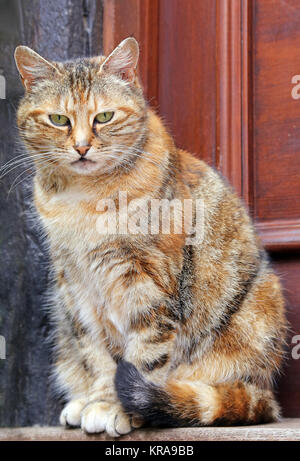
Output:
[
  {"xmin": 49, "ymin": 114, "xmax": 70, "ymax": 126},
  {"xmin": 95, "ymin": 111, "xmax": 114, "ymax": 124}
]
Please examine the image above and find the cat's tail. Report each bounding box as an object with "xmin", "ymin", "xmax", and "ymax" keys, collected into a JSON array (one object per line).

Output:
[{"xmin": 115, "ymin": 361, "xmax": 280, "ymax": 427}]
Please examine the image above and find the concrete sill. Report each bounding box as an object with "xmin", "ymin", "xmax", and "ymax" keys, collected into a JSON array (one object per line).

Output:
[{"xmin": 0, "ymin": 418, "xmax": 300, "ymax": 441}]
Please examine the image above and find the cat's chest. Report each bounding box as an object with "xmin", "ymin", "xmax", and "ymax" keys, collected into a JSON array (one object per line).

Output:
[
  {"xmin": 37, "ymin": 190, "xmax": 99, "ymax": 242},
  {"xmin": 36, "ymin": 187, "xmax": 132, "ymax": 336},
  {"xmin": 61, "ymin": 250, "xmax": 130, "ymax": 344},
  {"xmin": 54, "ymin": 232, "xmax": 130, "ymax": 340}
]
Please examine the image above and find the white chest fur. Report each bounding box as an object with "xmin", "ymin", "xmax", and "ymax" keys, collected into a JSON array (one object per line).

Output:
[{"xmin": 36, "ymin": 185, "xmax": 161, "ymax": 341}]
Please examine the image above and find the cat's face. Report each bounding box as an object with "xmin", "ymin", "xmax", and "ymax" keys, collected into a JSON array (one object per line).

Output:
[{"xmin": 15, "ymin": 38, "xmax": 147, "ymax": 177}]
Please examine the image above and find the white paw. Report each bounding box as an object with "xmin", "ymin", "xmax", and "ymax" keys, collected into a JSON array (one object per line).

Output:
[
  {"xmin": 60, "ymin": 399, "xmax": 87, "ymax": 427},
  {"xmin": 81, "ymin": 401, "xmax": 132, "ymax": 437}
]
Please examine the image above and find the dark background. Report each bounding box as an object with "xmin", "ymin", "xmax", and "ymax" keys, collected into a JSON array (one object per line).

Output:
[{"xmin": 0, "ymin": 0, "xmax": 103, "ymax": 427}]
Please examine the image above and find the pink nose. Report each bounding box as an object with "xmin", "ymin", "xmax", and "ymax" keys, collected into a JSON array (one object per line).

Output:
[{"xmin": 75, "ymin": 145, "xmax": 91, "ymax": 156}]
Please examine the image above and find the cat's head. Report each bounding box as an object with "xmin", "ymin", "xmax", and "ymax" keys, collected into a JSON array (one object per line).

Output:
[{"xmin": 14, "ymin": 38, "xmax": 148, "ymax": 178}]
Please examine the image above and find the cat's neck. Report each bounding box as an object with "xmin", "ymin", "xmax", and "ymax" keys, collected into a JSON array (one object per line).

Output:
[{"xmin": 35, "ymin": 109, "xmax": 176, "ymax": 202}]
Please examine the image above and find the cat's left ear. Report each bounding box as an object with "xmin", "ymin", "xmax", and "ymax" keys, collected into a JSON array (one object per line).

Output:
[{"xmin": 99, "ymin": 37, "xmax": 139, "ymax": 83}]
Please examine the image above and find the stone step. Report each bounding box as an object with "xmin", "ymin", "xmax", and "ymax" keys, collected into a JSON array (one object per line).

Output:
[{"xmin": 0, "ymin": 418, "xmax": 299, "ymax": 441}]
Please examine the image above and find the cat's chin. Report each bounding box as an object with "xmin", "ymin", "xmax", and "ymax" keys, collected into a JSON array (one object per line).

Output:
[{"xmin": 69, "ymin": 158, "xmax": 101, "ymax": 175}]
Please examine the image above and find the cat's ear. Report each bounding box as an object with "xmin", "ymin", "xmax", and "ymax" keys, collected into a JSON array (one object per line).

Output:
[
  {"xmin": 14, "ymin": 46, "xmax": 61, "ymax": 91},
  {"xmin": 99, "ymin": 37, "xmax": 139, "ymax": 83}
]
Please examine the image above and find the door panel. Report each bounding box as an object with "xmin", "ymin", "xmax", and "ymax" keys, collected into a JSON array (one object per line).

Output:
[
  {"xmin": 273, "ymin": 255, "xmax": 300, "ymax": 417},
  {"xmin": 253, "ymin": 0, "xmax": 300, "ymax": 223},
  {"xmin": 158, "ymin": 0, "xmax": 217, "ymax": 165}
]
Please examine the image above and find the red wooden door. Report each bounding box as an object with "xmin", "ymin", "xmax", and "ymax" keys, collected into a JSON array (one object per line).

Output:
[{"xmin": 103, "ymin": 0, "xmax": 300, "ymax": 417}]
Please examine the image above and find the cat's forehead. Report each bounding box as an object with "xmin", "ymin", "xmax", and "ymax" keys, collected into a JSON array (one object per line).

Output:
[
  {"xmin": 58, "ymin": 57, "xmax": 128, "ymax": 92},
  {"xmin": 60, "ymin": 57, "xmax": 104, "ymax": 87},
  {"xmin": 51, "ymin": 57, "xmax": 134, "ymax": 111}
]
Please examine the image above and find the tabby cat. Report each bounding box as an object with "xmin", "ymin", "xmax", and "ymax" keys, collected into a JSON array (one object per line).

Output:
[{"xmin": 14, "ymin": 38, "xmax": 287, "ymax": 436}]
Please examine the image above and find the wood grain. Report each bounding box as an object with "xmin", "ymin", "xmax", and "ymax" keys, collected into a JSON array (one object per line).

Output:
[
  {"xmin": 273, "ymin": 255, "xmax": 300, "ymax": 418},
  {"xmin": 256, "ymin": 219, "xmax": 300, "ymax": 251},
  {"xmin": 158, "ymin": 0, "xmax": 217, "ymax": 165},
  {"xmin": 216, "ymin": 0, "xmax": 242, "ymax": 196},
  {"xmin": 252, "ymin": 0, "xmax": 300, "ymax": 223}
]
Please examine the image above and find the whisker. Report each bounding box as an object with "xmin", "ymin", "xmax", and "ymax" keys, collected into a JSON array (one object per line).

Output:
[
  {"xmin": 0, "ymin": 157, "xmax": 50, "ymax": 179},
  {"xmin": 7, "ymin": 159, "xmax": 57, "ymax": 196},
  {"xmin": 0, "ymin": 151, "xmax": 62, "ymax": 178}
]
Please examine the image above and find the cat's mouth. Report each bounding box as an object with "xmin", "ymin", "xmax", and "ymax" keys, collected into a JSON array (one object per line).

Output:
[
  {"xmin": 72, "ymin": 157, "xmax": 95, "ymax": 165},
  {"xmin": 70, "ymin": 157, "xmax": 98, "ymax": 173}
]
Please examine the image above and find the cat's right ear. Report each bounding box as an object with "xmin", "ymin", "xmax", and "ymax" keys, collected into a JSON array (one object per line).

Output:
[{"xmin": 14, "ymin": 46, "xmax": 61, "ymax": 91}]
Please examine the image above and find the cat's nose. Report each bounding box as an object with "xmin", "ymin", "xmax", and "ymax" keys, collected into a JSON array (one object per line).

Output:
[{"xmin": 74, "ymin": 145, "xmax": 91, "ymax": 156}]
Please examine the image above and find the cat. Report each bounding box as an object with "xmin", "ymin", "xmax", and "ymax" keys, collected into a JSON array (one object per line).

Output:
[{"xmin": 14, "ymin": 37, "xmax": 287, "ymax": 437}]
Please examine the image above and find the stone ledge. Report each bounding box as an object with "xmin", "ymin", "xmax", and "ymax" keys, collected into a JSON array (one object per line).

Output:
[{"xmin": 0, "ymin": 418, "xmax": 300, "ymax": 441}]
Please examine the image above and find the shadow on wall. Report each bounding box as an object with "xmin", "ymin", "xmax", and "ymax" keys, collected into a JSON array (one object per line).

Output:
[{"xmin": 0, "ymin": 0, "xmax": 103, "ymax": 427}]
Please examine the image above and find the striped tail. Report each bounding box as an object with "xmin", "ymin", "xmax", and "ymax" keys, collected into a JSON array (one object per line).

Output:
[{"xmin": 115, "ymin": 361, "xmax": 280, "ymax": 427}]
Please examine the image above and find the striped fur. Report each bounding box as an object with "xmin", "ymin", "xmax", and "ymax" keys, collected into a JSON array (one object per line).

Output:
[{"xmin": 14, "ymin": 38, "xmax": 287, "ymax": 436}]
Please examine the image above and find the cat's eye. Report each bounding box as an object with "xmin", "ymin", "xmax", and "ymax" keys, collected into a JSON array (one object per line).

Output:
[
  {"xmin": 94, "ymin": 111, "xmax": 114, "ymax": 124},
  {"xmin": 49, "ymin": 114, "xmax": 70, "ymax": 126}
]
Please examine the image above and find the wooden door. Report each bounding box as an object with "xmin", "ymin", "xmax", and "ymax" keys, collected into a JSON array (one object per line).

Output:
[{"xmin": 103, "ymin": 0, "xmax": 300, "ymax": 417}]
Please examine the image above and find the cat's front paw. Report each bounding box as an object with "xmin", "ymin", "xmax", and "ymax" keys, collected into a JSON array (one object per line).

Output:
[
  {"xmin": 81, "ymin": 401, "xmax": 132, "ymax": 437},
  {"xmin": 60, "ymin": 399, "xmax": 87, "ymax": 427}
]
